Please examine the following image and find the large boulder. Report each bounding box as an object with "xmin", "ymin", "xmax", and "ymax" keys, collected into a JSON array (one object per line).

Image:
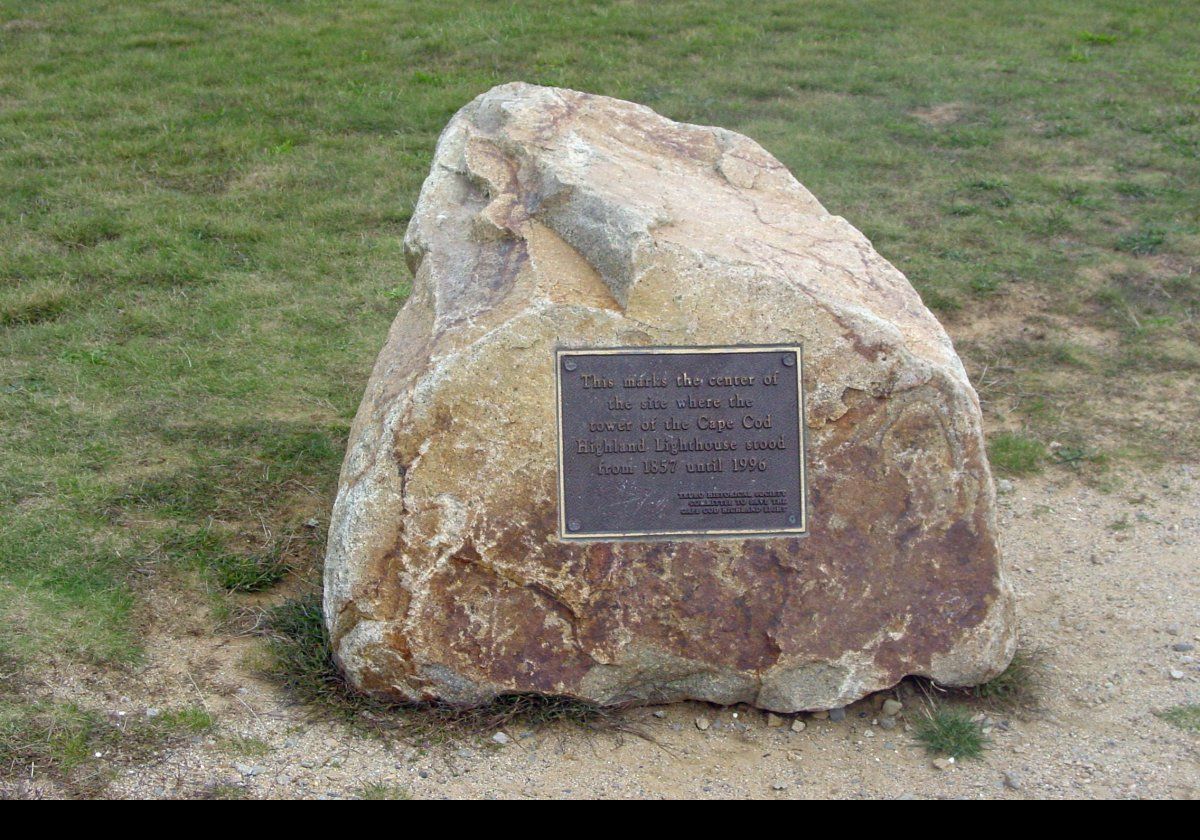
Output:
[{"xmin": 324, "ymin": 83, "xmax": 1015, "ymax": 712}]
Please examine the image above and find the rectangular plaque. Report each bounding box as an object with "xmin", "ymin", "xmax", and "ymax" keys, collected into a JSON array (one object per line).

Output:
[{"xmin": 555, "ymin": 345, "xmax": 807, "ymax": 540}]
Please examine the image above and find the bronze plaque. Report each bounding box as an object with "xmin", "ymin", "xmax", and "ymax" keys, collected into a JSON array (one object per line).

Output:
[{"xmin": 555, "ymin": 346, "xmax": 807, "ymax": 541}]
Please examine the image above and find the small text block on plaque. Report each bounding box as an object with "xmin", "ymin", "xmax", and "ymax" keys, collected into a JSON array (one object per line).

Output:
[{"xmin": 555, "ymin": 346, "xmax": 807, "ymax": 540}]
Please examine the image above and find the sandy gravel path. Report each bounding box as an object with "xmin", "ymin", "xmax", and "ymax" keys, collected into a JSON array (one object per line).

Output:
[{"xmin": 17, "ymin": 466, "xmax": 1200, "ymax": 799}]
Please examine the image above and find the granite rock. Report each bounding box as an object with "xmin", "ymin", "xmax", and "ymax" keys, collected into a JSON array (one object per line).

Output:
[{"xmin": 323, "ymin": 83, "xmax": 1015, "ymax": 711}]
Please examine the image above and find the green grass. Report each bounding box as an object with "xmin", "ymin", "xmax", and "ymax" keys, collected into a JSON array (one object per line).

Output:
[
  {"xmin": 0, "ymin": 699, "xmax": 111, "ymax": 776},
  {"xmin": 1155, "ymin": 705, "xmax": 1200, "ymax": 734},
  {"xmin": 913, "ymin": 706, "xmax": 988, "ymax": 759},
  {"xmin": 199, "ymin": 782, "xmax": 252, "ymax": 800},
  {"xmin": 359, "ymin": 782, "xmax": 413, "ymax": 800},
  {"xmin": 974, "ymin": 649, "xmax": 1043, "ymax": 707},
  {"xmin": 1115, "ymin": 226, "xmax": 1167, "ymax": 255},
  {"xmin": 263, "ymin": 594, "xmax": 625, "ymax": 735},
  {"xmin": 0, "ymin": 0, "xmax": 1198, "ymax": 789},
  {"xmin": 988, "ymin": 432, "xmax": 1047, "ymax": 476},
  {"xmin": 209, "ymin": 548, "xmax": 289, "ymax": 593},
  {"xmin": 0, "ymin": 698, "xmax": 214, "ymax": 795},
  {"xmin": 218, "ymin": 734, "xmax": 272, "ymax": 757},
  {"xmin": 153, "ymin": 706, "xmax": 216, "ymax": 735},
  {"xmin": 263, "ymin": 595, "xmax": 358, "ymax": 711}
]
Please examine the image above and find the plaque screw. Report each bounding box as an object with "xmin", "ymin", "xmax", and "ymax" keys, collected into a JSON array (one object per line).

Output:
[
  {"xmin": 788, "ymin": 515, "xmax": 797, "ymax": 525},
  {"xmin": 563, "ymin": 358, "xmax": 577, "ymax": 371},
  {"xmin": 567, "ymin": 520, "xmax": 581, "ymax": 532},
  {"xmin": 782, "ymin": 355, "xmax": 795, "ymax": 367}
]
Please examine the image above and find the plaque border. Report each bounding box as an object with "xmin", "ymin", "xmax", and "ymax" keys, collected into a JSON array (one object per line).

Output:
[{"xmin": 554, "ymin": 344, "xmax": 808, "ymax": 542}]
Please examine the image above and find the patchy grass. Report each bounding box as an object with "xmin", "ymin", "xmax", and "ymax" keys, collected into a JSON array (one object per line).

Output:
[
  {"xmin": 153, "ymin": 706, "xmax": 216, "ymax": 735},
  {"xmin": 1114, "ymin": 227, "xmax": 1167, "ymax": 256},
  {"xmin": 913, "ymin": 706, "xmax": 988, "ymax": 759},
  {"xmin": 159, "ymin": 525, "xmax": 312, "ymax": 594},
  {"xmin": 988, "ymin": 432, "xmax": 1047, "ymax": 476},
  {"xmin": 447, "ymin": 692, "xmax": 624, "ymax": 733},
  {"xmin": 210, "ymin": 549, "xmax": 289, "ymax": 594},
  {"xmin": 262, "ymin": 595, "xmax": 362, "ymax": 713},
  {"xmin": 0, "ymin": 698, "xmax": 213, "ymax": 796},
  {"xmin": 1155, "ymin": 705, "xmax": 1200, "ymax": 734},
  {"xmin": 359, "ymin": 782, "xmax": 413, "ymax": 800},
  {"xmin": 262, "ymin": 594, "xmax": 629, "ymax": 737},
  {"xmin": 217, "ymin": 734, "xmax": 272, "ymax": 758},
  {"xmin": 198, "ymin": 782, "xmax": 252, "ymax": 800},
  {"xmin": 0, "ymin": 699, "xmax": 112, "ymax": 777},
  {"xmin": 974, "ymin": 649, "xmax": 1044, "ymax": 708},
  {"xmin": 1108, "ymin": 514, "xmax": 1133, "ymax": 531}
]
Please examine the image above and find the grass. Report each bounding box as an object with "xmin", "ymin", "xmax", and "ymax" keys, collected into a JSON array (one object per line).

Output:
[
  {"xmin": 913, "ymin": 706, "xmax": 988, "ymax": 760},
  {"xmin": 1115, "ymin": 227, "xmax": 1167, "ymax": 255},
  {"xmin": 218, "ymin": 734, "xmax": 272, "ymax": 757},
  {"xmin": 263, "ymin": 595, "xmax": 359, "ymax": 712},
  {"xmin": 152, "ymin": 706, "xmax": 216, "ymax": 735},
  {"xmin": 0, "ymin": 699, "xmax": 112, "ymax": 777},
  {"xmin": 0, "ymin": 699, "xmax": 214, "ymax": 796},
  {"xmin": 199, "ymin": 782, "xmax": 251, "ymax": 800},
  {"xmin": 988, "ymin": 432, "xmax": 1047, "ymax": 476},
  {"xmin": 974, "ymin": 649, "xmax": 1043, "ymax": 708},
  {"xmin": 1155, "ymin": 705, "xmax": 1200, "ymax": 734},
  {"xmin": 359, "ymin": 782, "xmax": 412, "ymax": 800},
  {"xmin": 209, "ymin": 548, "xmax": 289, "ymax": 593},
  {"xmin": 0, "ymin": 0, "xmax": 1198, "ymax": 791},
  {"xmin": 263, "ymin": 593, "xmax": 627, "ymax": 737}
]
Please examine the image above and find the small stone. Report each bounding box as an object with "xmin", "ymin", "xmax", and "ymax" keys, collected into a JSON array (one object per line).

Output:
[
  {"xmin": 652, "ymin": 710, "xmax": 666, "ymax": 718},
  {"xmin": 879, "ymin": 716, "xmax": 897, "ymax": 731},
  {"xmin": 996, "ymin": 479, "xmax": 1014, "ymax": 494},
  {"xmin": 766, "ymin": 713, "xmax": 786, "ymax": 728},
  {"xmin": 881, "ymin": 699, "xmax": 903, "ymax": 717},
  {"xmin": 304, "ymin": 518, "xmax": 320, "ymax": 528},
  {"xmin": 491, "ymin": 731, "xmax": 512, "ymax": 745},
  {"xmin": 932, "ymin": 757, "xmax": 955, "ymax": 771},
  {"xmin": 771, "ymin": 782, "xmax": 788, "ymax": 791},
  {"xmin": 790, "ymin": 719, "xmax": 806, "ymax": 733},
  {"xmin": 1002, "ymin": 771, "xmax": 1022, "ymax": 791},
  {"xmin": 144, "ymin": 708, "xmax": 161, "ymax": 719},
  {"xmin": 695, "ymin": 716, "xmax": 711, "ymax": 731},
  {"xmin": 811, "ymin": 710, "xmax": 829, "ymax": 720},
  {"xmin": 1172, "ymin": 643, "xmax": 1195, "ymax": 653},
  {"xmin": 828, "ymin": 707, "xmax": 846, "ymax": 723},
  {"xmin": 1166, "ymin": 624, "xmax": 1182, "ymax": 636},
  {"xmin": 1169, "ymin": 669, "xmax": 1185, "ymax": 680}
]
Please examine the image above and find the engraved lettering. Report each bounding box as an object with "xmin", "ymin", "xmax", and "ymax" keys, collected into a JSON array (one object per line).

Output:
[{"xmin": 557, "ymin": 348, "xmax": 806, "ymax": 539}]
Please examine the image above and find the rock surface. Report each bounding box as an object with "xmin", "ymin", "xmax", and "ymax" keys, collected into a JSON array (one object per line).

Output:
[{"xmin": 323, "ymin": 82, "xmax": 1015, "ymax": 712}]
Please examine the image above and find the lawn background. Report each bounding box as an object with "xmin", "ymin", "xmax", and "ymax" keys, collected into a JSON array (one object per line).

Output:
[{"xmin": 1, "ymin": 0, "xmax": 1197, "ymax": 777}]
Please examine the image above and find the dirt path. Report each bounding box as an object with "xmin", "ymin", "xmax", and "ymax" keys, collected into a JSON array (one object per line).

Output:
[{"xmin": 17, "ymin": 465, "xmax": 1200, "ymax": 799}]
